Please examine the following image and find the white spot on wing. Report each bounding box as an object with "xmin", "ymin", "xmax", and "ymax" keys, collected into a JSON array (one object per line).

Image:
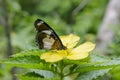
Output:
[
  {"xmin": 42, "ymin": 30, "xmax": 52, "ymax": 35},
  {"xmin": 37, "ymin": 21, "xmax": 44, "ymax": 26},
  {"xmin": 43, "ymin": 35, "xmax": 55, "ymax": 49}
]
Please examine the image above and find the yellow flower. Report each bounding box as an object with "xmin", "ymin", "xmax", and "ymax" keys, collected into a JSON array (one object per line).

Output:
[{"xmin": 40, "ymin": 34, "xmax": 95, "ymax": 62}]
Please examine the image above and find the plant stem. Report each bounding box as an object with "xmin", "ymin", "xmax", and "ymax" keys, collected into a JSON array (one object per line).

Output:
[
  {"xmin": 2, "ymin": 0, "xmax": 13, "ymax": 56},
  {"xmin": 2, "ymin": 0, "xmax": 18, "ymax": 80},
  {"xmin": 60, "ymin": 75, "xmax": 64, "ymax": 80},
  {"xmin": 56, "ymin": 61, "xmax": 65, "ymax": 80}
]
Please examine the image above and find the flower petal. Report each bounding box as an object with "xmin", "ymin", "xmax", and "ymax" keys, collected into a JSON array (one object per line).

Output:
[
  {"xmin": 60, "ymin": 34, "xmax": 80, "ymax": 49},
  {"xmin": 71, "ymin": 42, "xmax": 95, "ymax": 53},
  {"xmin": 40, "ymin": 51, "xmax": 66, "ymax": 62},
  {"xmin": 67, "ymin": 52, "xmax": 88, "ymax": 60}
]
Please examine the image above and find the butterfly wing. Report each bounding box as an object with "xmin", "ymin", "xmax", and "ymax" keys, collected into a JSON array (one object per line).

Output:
[{"xmin": 34, "ymin": 19, "xmax": 66, "ymax": 50}]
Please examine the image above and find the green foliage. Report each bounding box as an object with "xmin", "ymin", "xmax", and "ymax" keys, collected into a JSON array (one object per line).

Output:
[
  {"xmin": 108, "ymin": 26, "xmax": 120, "ymax": 56},
  {"xmin": 1, "ymin": 0, "xmax": 120, "ymax": 80},
  {"xmin": 29, "ymin": 69, "xmax": 54, "ymax": 78},
  {"xmin": 22, "ymin": 72, "xmax": 44, "ymax": 78},
  {"xmin": 2, "ymin": 50, "xmax": 51, "ymax": 70},
  {"xmin": 7, "ymin": 0, "xmax": 21, "ymax": 12},
  {"xmin": 1, "ymin": 50, "xmax": 120, "ymax": 80},
  {"xmin": 12, "ymin": 27, "xmax": 34, "ymax": 50},
  {"xmin": 76, "ymin": 69, "xmax": 111, "ymax": 80},
  {"xmin": 0, "ymin": 64, "xmax": 12, "ymax": 80},
  {"xmin": 19, "ymin": 76, "xmax": 59, "ymax": 80},
  {"xmin": 110, "ymin": 66, "xmax": 120, "ymax": 80},
  {"xmin": 19, "ymin": 76, "xmax": 45, "ymax": 80}
]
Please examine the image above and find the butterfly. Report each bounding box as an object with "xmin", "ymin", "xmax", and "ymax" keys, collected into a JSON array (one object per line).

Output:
[{"xmin": 34, "ymin": 19, "xmax": 66, "ymax": 50}]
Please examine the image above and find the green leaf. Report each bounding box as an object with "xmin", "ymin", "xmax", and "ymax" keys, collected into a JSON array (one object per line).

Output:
[
  {"xmin": 63, "ymin": 52, "xmax": 120, "ymax": 72},
  {"xmin": 0, "ymin": 50, "xmax": 51, "ymax": 70},
  {"xmin": 19, "ymin": 76, "xmax": 46, "ymax": 80},
  {"xmin": 74, "ymin": 58, "xmax": 120, "ymax": 74},
  {"xmin": 76, "ymin": 69, "xmax": 111, "ymax": 80},
  {"xmin": 62, "ymin": 65, "xmax": 76, "ymax": 76},
  {"xmin": 2, "ymin": 56, "xmax": 46, "ymax": 69},
  {"xmin": 90, "ymin": 53, "xmax": 111, "ymax": 62},
  {"xmin": 63, "ymin": 53, "xmax": 120, "ymax": 74},
  {"xmin": 23, "ymin": 72, "xmax": 44, "ymax": 78},
  {"xmin": 30, "ymin": 69, "xmax": 54, "ymax": 78},
  {"xmin": 19, "ymin": 73, "xmax": 59, "ymax": 80},
  {"xmin": 12, "ymin": 49, "xmax": 46, "ymax": 57}
]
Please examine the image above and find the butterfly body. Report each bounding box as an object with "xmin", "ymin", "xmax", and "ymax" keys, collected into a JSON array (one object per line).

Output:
[{"xmin": 34, "ymin": 19, "xmax": 66, "ymax": 50}]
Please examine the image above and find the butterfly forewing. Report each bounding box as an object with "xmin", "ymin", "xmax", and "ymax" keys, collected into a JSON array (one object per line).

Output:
[{"xmin": 34, "ymin": 19, "xmax": 66, "ymax": 50}]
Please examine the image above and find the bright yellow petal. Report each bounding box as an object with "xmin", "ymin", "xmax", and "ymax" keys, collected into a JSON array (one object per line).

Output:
[
  {"xmin": 67, "ymin": 52, "xmax": 88, "ymax": 60},
  {"xmin": 60, "ymin": 34, "xmax": 80, "ymax": 49},
  {"xmin": 40, "ymin": 51, "xmax": 66, "ymax": 62},
  {"xmin": 71, "ymin": 42, "xmax": 95, "ymax": 53}
]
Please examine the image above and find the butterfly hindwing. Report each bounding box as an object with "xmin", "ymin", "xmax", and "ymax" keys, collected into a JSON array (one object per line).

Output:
[{"xmin": 34, "ymin": 19, "xmax": 66, "ymax": 50}]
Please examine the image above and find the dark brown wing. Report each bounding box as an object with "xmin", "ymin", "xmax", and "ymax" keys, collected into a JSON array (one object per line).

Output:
[{"xmin": 34, "ymin": 19, "xmax": 66, "ymax": 50}]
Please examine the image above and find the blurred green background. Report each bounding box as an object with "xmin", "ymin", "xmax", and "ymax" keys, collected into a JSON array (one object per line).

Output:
[{"xmin": 1, "ymin": 0, "xmax": 120, "ymax": 80}]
